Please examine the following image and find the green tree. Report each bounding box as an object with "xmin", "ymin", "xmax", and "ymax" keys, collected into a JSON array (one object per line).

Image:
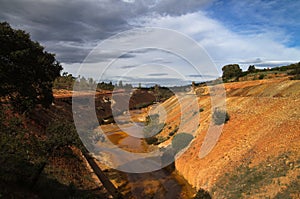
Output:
[
  {"xmin": 222, "ymin": 64, "xmax": 242, "ymax": 82},
  {"xmin": 247, "ymin": 65, "xmax": 256, "ymax": 73},
  {"xmin": 118, "ymin": 80, "xmax": 123, "ymax": 88},
  {"xmin": 53, "ymin": 72, "xmax": 75, "ymax": 90},
  {"xmin": 0, "ymin": 22, "xmax": 62, "ymax": 112},
  {"xmin": 288, "ymin": 62, "xmax": 300, "ymax": 80}
]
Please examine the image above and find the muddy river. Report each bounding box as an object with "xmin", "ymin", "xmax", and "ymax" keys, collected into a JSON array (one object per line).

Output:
[{"xmin": 95, "ymin": 106, "xmax": 196, "ymax": 198}]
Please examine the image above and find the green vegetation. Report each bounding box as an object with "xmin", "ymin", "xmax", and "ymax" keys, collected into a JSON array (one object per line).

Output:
[
  {"xmin": 143, "ymin": 114, "xmax": 166, "ymax": 145},
  {"xmin": 0, "ymin": 22, "xmax": 110, "ymax": 198},
  {"xmin": 97, "ymin": 81, "xmax": 115, "ymax": 91},
  {"xmin": 53, "ymin": 72, "xmax": 75, "ymax": 90},
  {"xmin": 194, "ymin": 189, "xmax": 211, "ymax": 199},
  {"xmin": 0, "ymin": 106, "xmax": 99, "ymax": 198},
  {"xmin": 258, "ymin": 74, "xmax": 265, "ymax": 79},
  {"xmin": 45, "ymin": 120, "xmax": 82, "ymax": 151},
  {"xmin": 0, "ymin": 107, "xmax": 39, "ymax": 186},
  {"xmin": 149, "ymin": 85, "xmax": 174, "ymax": 102},
  {"xmin": 212, "ymin": 153, "xmax": 297, "ymax": 198},
  {"xmin": 269, "ymin": 62, "xmax": 300, "ymax": 72},
  {"xmin": 0, "ymin": 22, "xmax": 62, "ymax": 113},
  {"xmin": 74, "ymin": 76, "xmax": 97, "ymax": 90},
  {"xmin": 222, "ymin": 64, "xmax": 242, "ymax": 82},
  {"xmin": 54, "ymin": 73, "xmax": 117, "ymax": 91},
  {"xmin": 171, "ymin": 133, "xmax": 194, "ymax": 153},
  {"xmin": 274, "ymin": 179, "xmax": 300, "ymax": 198},
  {"xmin": 247, "ymin": 65, "xmax": 256, "ymax": 73},
  {"xmin": 168, "ymin": 126, "xmax": 179, "ymax": 137},
  {"xmin": 212, "ymin": 108, "xmax": 230, "ymax": 125},
  {"xmin": 115, "ymin": 80, "xmax": 133, "ymax": 90},
  {"xmin": 220, "ymin": 62, "xmax": 300, "ymax": 83},
  {"xmin": 287, "ymin": 62, "xmax": 300, "ymax": 80}
]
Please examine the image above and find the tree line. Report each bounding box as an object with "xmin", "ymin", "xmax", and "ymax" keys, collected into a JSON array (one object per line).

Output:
[{"xmin": 221, "ymin": 62, "xmax": 300, "ymax": 82}]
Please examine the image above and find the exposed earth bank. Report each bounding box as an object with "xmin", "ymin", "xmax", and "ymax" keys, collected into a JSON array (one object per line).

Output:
[{"xmin": 169, "ymin": 78, "xmax": 300, "ymax": 198}]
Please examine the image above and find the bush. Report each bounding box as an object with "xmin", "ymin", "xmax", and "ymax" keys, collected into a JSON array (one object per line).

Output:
[
  {"xmin": 258, "ymin": 74, "xmax": 265, "ymax": 79},
  {"xmin": 212, "ymin": 108, "xmax": 230, "ymax": 125},
  {"xmin": 194, "ymin": 189, "xmax": 211, "ymax": 199},
  {"xmin": 291, "ymin": 74, "xmax": 300, "ymax": 80},
  {"xmin": 168, "ymin": 126, "xmax": 179, "ymax": 136},
  {"xmin": 222, "ymin": 64, "xmax": 242, "ymax": 82},
  {"xmin": 144, "ymin": 122, "xmax": 165, "ymax": 137},
  {"xmin": 171, "ymin": 133, "xmax": 194, "ymax": 153},
  {"xmin": 144, "ymin": 114, "xmax": 165, "ymax": 137},
  {"xmin": 0, "ymin": 107, "xmax": 45, "ymax": 187},
  {"xmin": 145, "ymin": 137, "xmax": 158, "ymax": 145},
  {"xmin": 155, "ymin": 136, "xmax": 169, "ymax": 145},
  {"xmin": 46, "ymin": 120, "xmax": 82, "ymax": 150},
  {"xmin": 289, "ymin": 65, "xmax": 300, "ymax": 80},
  {"xmin": 143, "ymin": 114, "xmax": 166, "ymax": 145},
  {"xmin": 0, "ymin": 22, "xmax": 62, "ymax": 113}
]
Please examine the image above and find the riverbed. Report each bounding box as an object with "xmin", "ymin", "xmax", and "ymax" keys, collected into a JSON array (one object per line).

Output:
[{"xmin": 95, "ymin": 105, "xmax": 196, "ymax": 198}]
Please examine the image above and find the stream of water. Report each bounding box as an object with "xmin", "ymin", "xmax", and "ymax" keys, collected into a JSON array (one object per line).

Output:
[{"xmin": 95, "ymin": 106, "xmax": 196, "ymax": 198}]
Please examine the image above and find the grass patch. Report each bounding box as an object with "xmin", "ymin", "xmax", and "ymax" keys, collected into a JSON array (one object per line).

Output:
[{"xmin": 212, "ymin": 153, "xmax": 295, "ymax": 198}]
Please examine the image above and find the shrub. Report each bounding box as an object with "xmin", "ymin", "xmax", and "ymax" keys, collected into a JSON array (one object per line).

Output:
[
  {"xmin": 0, "ymin": 22, "xmax": 62, "ymax": 113},
  {"xmin": 258, "ymin": 74, "xmax": 265, "ymax": 79},
  {"xmin": 212, "ymin": 108, "xmax": 230, "ymax": 125},
  {"xmin": 145, "ymin": 137, "xmax": 158, "ymax": 145},
  {"xmin": 171, "ymin": 133, "xmax": 194, "ymax": 153},
  {"xmin": 155, "ymin": 136, "xmax": 169, "ymax": 145},
  {"xmin": 145, "ymin": 114, "xmax": 159, "ymax": 126},
  {"xmin": 289, "ymin": 66, "xmax": 300, "ymax": 80},
  {"xmin": 168, "ymin": 131, "xmax": 175, "ymax": 136},
  {"xmin": 194, "ymin": 189, "xmax": 211, "ymax": 199},
  {"xmin": 168, "ymin": 126, "xmax": 179, "ymax": 136},
  {"xmin": 144, "ymin": 122, "xmax": 165, "ymax": 137},
  {"xmin": 144, "ymin": 114, "xmax": 165, "ymax": 138},
  {"xmin": 291, "ymin": 74, "xmax": 300, "ymax": 80}
]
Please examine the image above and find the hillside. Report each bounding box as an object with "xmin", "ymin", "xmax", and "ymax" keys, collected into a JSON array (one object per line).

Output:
[
  {"xmin": 2, "ymin": 76, "xmax": 299, "ymax": 198},
  {"xmin": 154, "ymin": 77, "xmax": 300, "ymax": 198}
]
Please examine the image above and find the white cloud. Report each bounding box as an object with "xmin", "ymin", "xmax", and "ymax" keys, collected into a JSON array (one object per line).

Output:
[{"xmin": 132, "ymin": 11, "xmax": 300, "ymax": 70}]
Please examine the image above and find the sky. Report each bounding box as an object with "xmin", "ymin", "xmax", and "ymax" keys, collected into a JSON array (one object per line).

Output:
[{"xmin": 1, "ymin": 0, "xmax": 300, "ymax": 86}]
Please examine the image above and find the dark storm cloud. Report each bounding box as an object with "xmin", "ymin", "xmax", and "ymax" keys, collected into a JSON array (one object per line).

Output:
[
  {"xmin": 0, "ymin": 0, "xmax": 134, "ymax": 63},
  {"xmin": 0, "ymin": 0, "xmax": 210, "ymax": 63}
]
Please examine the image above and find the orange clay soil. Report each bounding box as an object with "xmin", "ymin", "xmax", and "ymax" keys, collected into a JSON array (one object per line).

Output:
[
  {"xmin": 51, "ymin": 77, "xmax": 300, "ymax": 198},
  {"xmin": 158, "ymin": 77, "xmax": 300, "ymax": 198}
]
